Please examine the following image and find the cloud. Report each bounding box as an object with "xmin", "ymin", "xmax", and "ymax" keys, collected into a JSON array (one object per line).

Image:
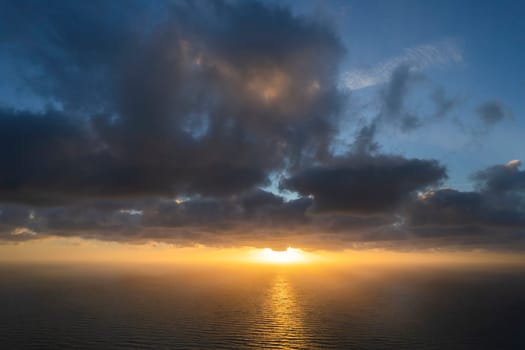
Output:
[
  {"xmin": 0, "ymin": 0, "xmax": 345, "ymax": 203},
  {"xmin": 282, "ymin": 155, "xmax": 447, "ymax": 213},
  {"xmin": 432, "ymin": 88, "xmax": 462, "ymax": 118},
  {"xmin": 409, "ymin": 188, "xmax": 525, "ymax": 229},
  {"xmin": 351, "ymin": 122, "xmax": 379, "ymax": 155},
  {"xmin": 349, "ymin": 63, "xmax": 455, "ymax": 151},
  {"xmin": 476, "ymin": 100, "xmax": 510, "ymax": 125},
  {"xmin": 377, "ymin": 64, "xmax": 424, "ymax": 132},
  {"xmin": 472, "ymin": 159, "xmax": 525, "ymax": 194},
  {"xmin": 341, "ymin": 39, "xmax": 462, "ymax": 90},
  {"xmin": 0, "ymin": 2, "xmax": 522, "ymax": 252},
  {"xmin": 405, "ymin": 160, "xmax": 525, "ymax": 249},
  {"xmin": 1, "ymin": 161, "xmax": 524, "ymax": 251}
]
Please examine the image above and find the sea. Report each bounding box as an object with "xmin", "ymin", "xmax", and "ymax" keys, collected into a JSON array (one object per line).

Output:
[{"xmin": 1, "ymin": 263, "xmax": 524, "ymax": 349}]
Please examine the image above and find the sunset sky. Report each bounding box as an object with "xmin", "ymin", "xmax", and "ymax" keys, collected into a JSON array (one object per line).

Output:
[{"xmin": 1, "ymin": 0, "xmax": 524, "ymax": 264}]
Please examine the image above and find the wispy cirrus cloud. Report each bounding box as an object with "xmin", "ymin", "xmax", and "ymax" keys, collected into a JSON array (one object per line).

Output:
[{"xmin": 342, "ymin": 39, "xmax": 462, "ymax": 90}]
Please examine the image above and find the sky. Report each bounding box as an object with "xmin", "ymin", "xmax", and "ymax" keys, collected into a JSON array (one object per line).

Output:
[{"xmin": 0, "ymin": 0, "xmax": 524, "ymax": 259}]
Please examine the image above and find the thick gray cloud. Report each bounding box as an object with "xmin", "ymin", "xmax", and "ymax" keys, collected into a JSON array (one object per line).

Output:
[
  {"xmin": 283, "ymin": 155, "xmax": 447, "ymax": 213},
  {"xmin": 0, "ymin": 1, "xmax": 523, "ymax": 251},
  {"xmin": 1, "ymin": 160, "xmax": 524, "ymax": 251},
  {"xmin": 473, "ymin": 160, "xmax": 525, "ymax": 194},
  {"xmin": 408, "ymin": 189, "xmax": 525, "ymax": 228},
  {"xmin": 0, "ymin": 0, "xmax": 344, "ymax": 203},
  {"xmin": 0, "ymin": 192, "xmax": 395, "ymax": 249},
  {"xmin": 405, "ymin": 161, "xmax": 525, "ymax": 249}
]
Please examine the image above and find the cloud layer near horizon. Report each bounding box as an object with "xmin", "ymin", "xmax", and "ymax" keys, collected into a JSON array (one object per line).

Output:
[{"xmin": 0, "ymin": 0, "xmax": 523, "ymax": 251}]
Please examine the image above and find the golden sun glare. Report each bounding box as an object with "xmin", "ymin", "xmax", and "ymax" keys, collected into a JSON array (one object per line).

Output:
[{"xmin": 252, "ymin": 247, "xmax": 306, "ymax": 264}]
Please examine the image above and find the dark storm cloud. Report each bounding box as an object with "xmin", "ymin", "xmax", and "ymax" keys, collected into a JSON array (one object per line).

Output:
[
  {"xmin": 0, "ymin": 0, "xmax": 344, "ymax": 203},
  {"xmin": 283, "ymin": 155, "xmax": 447, "ymax": 213},
  {"xmin": 476, "ymin": 100, "xmax": 510, "ymax": 125}
]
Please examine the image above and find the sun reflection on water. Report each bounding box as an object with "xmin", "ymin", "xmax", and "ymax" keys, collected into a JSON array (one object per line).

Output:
[{"xmin": 255, "ymin": 274, "xmax": 308, "ymax": 348}]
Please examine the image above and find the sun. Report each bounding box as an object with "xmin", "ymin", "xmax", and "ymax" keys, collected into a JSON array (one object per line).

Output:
[{"xmin": 252, "ymin": 247, "xmax": 306, "ymax": 264}]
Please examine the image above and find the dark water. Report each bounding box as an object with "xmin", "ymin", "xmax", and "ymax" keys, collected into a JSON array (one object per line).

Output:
[{"xmin": 1, "ymin": 264, "xmax": 524, "ymax": 349}]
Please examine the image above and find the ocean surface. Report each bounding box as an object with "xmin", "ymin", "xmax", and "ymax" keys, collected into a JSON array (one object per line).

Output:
[{"xmin": 1, "ymin": 264, "xmax": 524, "ymax": 349}]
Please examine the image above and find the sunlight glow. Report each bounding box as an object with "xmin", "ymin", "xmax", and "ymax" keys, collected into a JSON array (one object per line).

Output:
[{"xmin": 253, "ymin": 247, "xmax": 306, "ymax": 264}]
